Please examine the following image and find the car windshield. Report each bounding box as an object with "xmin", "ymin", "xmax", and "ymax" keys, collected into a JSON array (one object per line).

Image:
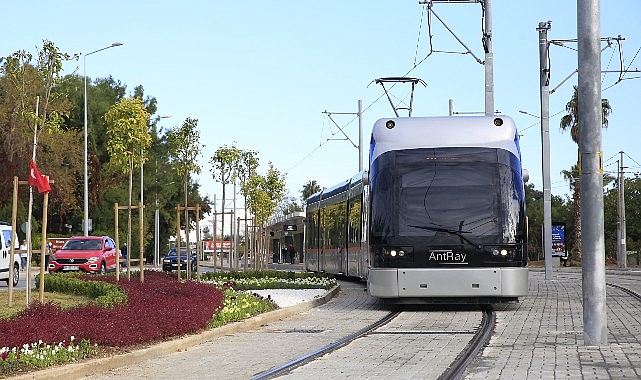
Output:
[
  {"xmin": 167, "ymin": 248, "xmax": 193, "ymax": 256},
  {"xmin": 62, "ymin": 239, "xmax": 103, "ymax": 251}
]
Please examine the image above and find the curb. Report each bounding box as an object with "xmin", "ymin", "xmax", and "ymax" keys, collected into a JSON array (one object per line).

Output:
[{"xmin": 12, "ymin": 285, "xmax": 340, "ymax": 380}]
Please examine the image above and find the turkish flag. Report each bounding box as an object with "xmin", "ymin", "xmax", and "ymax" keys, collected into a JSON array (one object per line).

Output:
[{"xmin": 28, "ymin": 160, "xmax": 51, "ymax": 193}]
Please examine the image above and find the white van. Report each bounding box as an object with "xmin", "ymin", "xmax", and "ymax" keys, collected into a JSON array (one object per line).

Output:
[{"xmin": 0, "ymin": 221, "xmax": 20, "ymax": 286}]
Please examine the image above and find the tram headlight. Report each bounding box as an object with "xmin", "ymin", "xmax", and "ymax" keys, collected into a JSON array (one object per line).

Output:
[
  {"xmin": 379, "ymin": 247, "xmax": 410, "ymax": 258},
  {"xmin": 486, "ymin": 245, "xmax": 517, "ymax": 258}
]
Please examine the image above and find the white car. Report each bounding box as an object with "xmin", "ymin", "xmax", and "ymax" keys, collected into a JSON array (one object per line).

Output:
[{"xmin": 0, "ymin": 221, "xmax": 20, "ymax": 286}]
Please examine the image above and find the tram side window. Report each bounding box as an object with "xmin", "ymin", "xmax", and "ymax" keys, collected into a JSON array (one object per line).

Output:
[
  {"xmin": 320, "ymin": 201, "xmax": 347, "ymax": 253},
  {"xmin": 348, "ymin": 195, "xmax": 361, "ymax": 246},
  {"xmin": 336, "ymin": 201, "xmax": 347, "ymax": 251},
  {"xmin": 306, "ymin": 210, "xmax": 319, "ymax": 250},
  {"xmin": 319, "ymin": 207, "xmax": 331, "ymax": 252}
]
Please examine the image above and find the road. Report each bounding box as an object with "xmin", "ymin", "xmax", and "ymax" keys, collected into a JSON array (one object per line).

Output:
[{"xmin": 0, "ymin": 267, "xmax": 38, "ymax": 292}]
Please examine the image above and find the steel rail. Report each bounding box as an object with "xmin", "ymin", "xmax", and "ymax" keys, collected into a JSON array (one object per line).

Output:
[
  {"xmin": 607, "ymin": 282, "xmax": 641, "ymax": 302},
  {"xmin": 438, "ymin": 305, "xmax": 495, "ymax": 380},
  {"xmin": 251, "ymin": 310, "xmax": 401, "ymax": 380}
]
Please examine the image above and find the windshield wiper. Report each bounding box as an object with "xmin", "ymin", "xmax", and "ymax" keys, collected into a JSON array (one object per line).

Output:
[{"xmin": 408, "ymin": 225, "xmax": 481, "ymax": 248}]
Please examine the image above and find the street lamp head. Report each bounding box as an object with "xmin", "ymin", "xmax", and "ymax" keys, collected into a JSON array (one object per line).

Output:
[{"xmin": 111, "ymin": 42, "xmax": 123, "ymax": 47}]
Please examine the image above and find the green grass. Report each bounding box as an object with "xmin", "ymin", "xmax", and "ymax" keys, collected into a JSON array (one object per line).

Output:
[{"xmin": 0, "ymin": 291, "xmax": 93, "ymax": 319}]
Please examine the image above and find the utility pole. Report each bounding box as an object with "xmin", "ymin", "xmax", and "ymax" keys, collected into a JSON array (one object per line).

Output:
[
  {"xmin": 419, "ymin": 0, "xmax": 493, "ymax": 115},
  {"xmin": 578, "ymin": 0, "xmax": 607, "ymax": 346},
  {"xmin": 617, "ymin": 151, "xmax": 627, "ymax": 268},
  {"xmin": 483, "ymin": 0, "xmax": 494, "ymax": 116},
  {"xmin": 537, "ymin": 21, "xmax": 554, "ymax": 281},
  {"xmin": 358, "ymin": 100, "xmax": 363, "ymax": 172}
]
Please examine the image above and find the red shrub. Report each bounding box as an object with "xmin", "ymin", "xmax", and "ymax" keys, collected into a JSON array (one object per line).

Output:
[{"xmin": 0, "ymin": 271, "xmax": 224, "ymax": 349}]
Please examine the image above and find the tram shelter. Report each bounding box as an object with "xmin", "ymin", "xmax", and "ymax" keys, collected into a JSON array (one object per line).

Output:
[{"xmin": 267, "ymin": 212, "xmax": 305, "ymax": 264}]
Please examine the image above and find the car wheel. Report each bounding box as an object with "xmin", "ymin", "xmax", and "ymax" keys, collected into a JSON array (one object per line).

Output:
[
  {"xmin": 100, "ymin": 261, "xmax": 106, "ymax": 275},
  {"xmin": 12, "ymin": 263, "xmax": 19, "ymax": 287}
]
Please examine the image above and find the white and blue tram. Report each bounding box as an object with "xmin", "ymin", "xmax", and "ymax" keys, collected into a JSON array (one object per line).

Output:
[{"xmin": 305, "ymin": 116, "xmax": 529, "ymax": 302}]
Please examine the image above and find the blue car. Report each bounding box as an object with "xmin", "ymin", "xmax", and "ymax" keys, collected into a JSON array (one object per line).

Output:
[{"xmin": 162, "ymin": 247, "xmax": 197, "ymax": 272}]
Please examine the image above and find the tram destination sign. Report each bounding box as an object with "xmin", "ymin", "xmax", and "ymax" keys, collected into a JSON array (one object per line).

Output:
[{"xmin": 283, "ymin": 224, "xmax": 297, "ymax": 232}]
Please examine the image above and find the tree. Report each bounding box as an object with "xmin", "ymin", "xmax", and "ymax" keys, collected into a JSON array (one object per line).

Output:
[
  {"xmin": 244, "ymin": 163, "xmax": 286, "ymax": 226},
  {"xmin": 237, "ymin": 149, "xmax": 258, "ymax": 267},
  {"xmin": 244, "ymin": 164, "xmax": 286, "ymax": 266},
  {"xmin": 0, "ymin": 41, "xmax": 79, "ymax": 233},
  {"xmin": 104, "ymin": 97, "xmax": 151, "ymax": 263},
  {"xmin": 301, "ymin": 180, "xmax": 322, "ymax": 203},
  {"xmin": 0, "ymin": 40, "xmax": 212, "ymax": 247},
  {"xmin": 620, "ymin": 177, "xmax": 641, "ymax": 264},
  {"xmin": 166, "ymin": 118, "xmax": 203, "ymax": 275},
  {"xmin": 277, "ymin": 194, "xmax": 303, "ymax": 216},
  {"xmin": 559, "ymin": 85, "xmax": 612, "ymax": 262},
  {"xmin": 525, "ymin": 182, "xmax": 573, "ymax": 262},
  {"xmin": 210, "ymin": 145, "xmax": 242, "ymax": 267}
]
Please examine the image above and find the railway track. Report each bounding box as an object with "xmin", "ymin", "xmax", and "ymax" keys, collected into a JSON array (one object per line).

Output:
[
  {"xmin": 438, "ymin": 305, "xmax": 495, "ymax": 380},
  {"xmin": 607, "ymin": 281, "xmax": 641, "ymax": 301},
  {"xmin": 552, "ymin": 270, "xmax": 641, "ymax": 300},
  {"xmin": 252, "ymin": 305, "xmax": 495, "ymax": 380}
]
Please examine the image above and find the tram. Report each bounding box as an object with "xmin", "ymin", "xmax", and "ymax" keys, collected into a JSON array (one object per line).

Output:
[{"xmin": 305, "ymin": 115, "xmax": 529, "ymax": 303}]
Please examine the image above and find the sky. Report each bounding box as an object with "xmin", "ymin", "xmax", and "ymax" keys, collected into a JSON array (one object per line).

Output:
[{"xmin": 6, "ymin": 1, "xmax": 641, "ymax": 226}]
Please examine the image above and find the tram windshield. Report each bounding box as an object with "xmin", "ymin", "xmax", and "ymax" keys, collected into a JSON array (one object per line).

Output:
[{"xmin": 369, "ymin": 147, "xmax": 524, "ymax": 246}]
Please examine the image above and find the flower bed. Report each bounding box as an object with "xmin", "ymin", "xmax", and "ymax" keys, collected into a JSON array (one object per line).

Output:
[
  {"xmin": 0, "ymin": 271, "xmax": 224, "ymax": 349},
  {"xmin": 0, "ymin": 337, "xmax": 93, "ymax": 374},
  {"xmin": 0, "ymin": 269, "xmax": 335, "ymax": 376},
  {"xmin": 201, "ymin": 270, "xmax": 336, "ymax": 290}
]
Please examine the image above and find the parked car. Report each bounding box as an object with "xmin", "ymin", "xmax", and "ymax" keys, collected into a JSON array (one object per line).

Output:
[
  {"xmin": 162, "ymin": 247, "xmax": 197, "ymax": 272},
  {"xmin": 0, "ymin": 221, "xmax": 20, "ymax": 286},
  {"xmin": 48, "ymin": 236, "xmax": 120, "ymax": 275}
]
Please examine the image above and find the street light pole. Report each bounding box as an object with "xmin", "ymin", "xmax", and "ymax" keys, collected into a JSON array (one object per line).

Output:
[{"xmin": 83, "ymin": 42, "xmax": 123, "ymax": 236}]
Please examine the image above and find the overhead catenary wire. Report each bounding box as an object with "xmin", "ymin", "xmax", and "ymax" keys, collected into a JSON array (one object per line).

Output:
[
  {"xmin": 290, "ymin": 2, "xmax": 484, "ymax": 178},
  {"xmin": 624, "ymin": 152, "xmax": 641, "ymax": 168}
]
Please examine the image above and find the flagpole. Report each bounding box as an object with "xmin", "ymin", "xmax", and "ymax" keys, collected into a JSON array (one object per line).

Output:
[{"xmin": 25, "ymin": 96, "xmax": 40, "ymax": 304}]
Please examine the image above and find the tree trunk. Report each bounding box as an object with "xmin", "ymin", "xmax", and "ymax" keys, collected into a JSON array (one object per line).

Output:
[
  {"xmin": 221, "ymin": 182, "xmax": 227, "ymax": 271},
  {"xmin": 184, "ymin": 173, "xmax": 189, "ymax": 278},
  {"xmin": 127, "ymin": 160, "xmax": 133, "ymax": 279}
]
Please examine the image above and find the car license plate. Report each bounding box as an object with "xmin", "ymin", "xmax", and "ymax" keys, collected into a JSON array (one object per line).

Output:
[{"xmin": 63, "ymin": 265, "xmax": 80, "ymax": 271}]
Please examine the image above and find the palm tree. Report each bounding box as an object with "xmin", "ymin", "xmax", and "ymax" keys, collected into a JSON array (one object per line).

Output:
[
  {"xmin": 301, "ymin": 180, "xmax": 322, "ymax": 203},
  {"xmin": 559, "ymin": 85, "xmax": 612, "ymax": 262}
]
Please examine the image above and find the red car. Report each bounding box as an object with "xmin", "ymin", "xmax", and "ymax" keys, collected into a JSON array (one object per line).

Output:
[{"xmin": 48, "ymin": 236, "xmax": 120, "ymax": 274}]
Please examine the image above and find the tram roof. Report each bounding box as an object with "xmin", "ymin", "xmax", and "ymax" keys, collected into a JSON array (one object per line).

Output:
[
  {"xmin": 370, "ymin": 115, "xmax": 521, "ymax": 162},
  {"xmin": 320, "ymin": 179, "xmax": 350, "ymax": 200},
  {"xmin": 305, "ymin": 170, "xmax": 368, "ymax": 206}
]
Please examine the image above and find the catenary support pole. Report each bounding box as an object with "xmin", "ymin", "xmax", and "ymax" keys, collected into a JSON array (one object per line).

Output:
[
  {"xmin": 484, "ymin": 0, "xmax": 494, "ymax": 116},
  {"xmin": 358, "ymin": 100, "xmax": 363, "ymax": 172},
  {"xmin": 617, "ymin": 151, "xmax": 627, "ymax": 268},
  {"xmin": 578, "ymin": 0, "xmax": 607, "ymax": 346},
  {"xmin": 538, "ymin": 21, "xmax": 554, "ymax": 280}
]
